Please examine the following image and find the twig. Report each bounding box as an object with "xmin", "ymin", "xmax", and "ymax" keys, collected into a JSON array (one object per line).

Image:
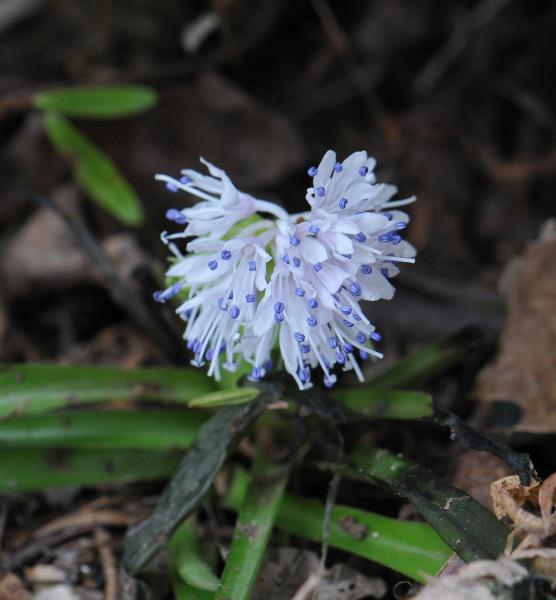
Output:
[
  {"xmin": 292, "ymin": 573, "xmax": 320, "ymax": 600},
  {"xmin": 319, "ymin": 472, "xmax": 341, "ymax": 575},
  {"xmin": 94, "ymin": 528, "xmax": 118, "ymax": 600},
  {"xmin": 28, "ymin": 191, "xmax": 182, "ymax": 357},
  {"xmin": 415, "ymin": 0, "xmax": 513, "ymax": 94}
]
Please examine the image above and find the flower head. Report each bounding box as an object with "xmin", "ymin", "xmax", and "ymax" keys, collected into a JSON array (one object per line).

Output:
[{"xmin": 155, "ymin": 150, "xmax": 416, "ymax": 390}]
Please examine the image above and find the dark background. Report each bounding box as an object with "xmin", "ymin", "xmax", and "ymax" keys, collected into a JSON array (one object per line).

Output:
[{"xmin": 0, "ymin": 0, "xmax": 554, "ymax": 369}]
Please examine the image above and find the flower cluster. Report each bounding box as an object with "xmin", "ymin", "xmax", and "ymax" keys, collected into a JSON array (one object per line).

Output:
[{"xmin": 155, "ymin": 150, "xmax": 416, "ymax": 390}]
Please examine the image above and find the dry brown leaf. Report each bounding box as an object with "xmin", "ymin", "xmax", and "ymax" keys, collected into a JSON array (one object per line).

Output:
[
  {"xmin": 0, "ymin": 573, "xmax": 31, "ymax": 600},
  {"xmin": 474, "ymin": 220, "xmax": 556, "ymax": 433}
]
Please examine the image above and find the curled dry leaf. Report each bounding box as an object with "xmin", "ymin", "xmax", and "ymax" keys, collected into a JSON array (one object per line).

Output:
[
  {"xmin": 413, "ymin": 557, "xmax": 529, "ymax": 600},
  {"xmin": 490, "ymin": 472, "xmax": 556, "ymax": 582},
  {"xmin": 474, "ymin": 220, "xmax": 556, "ymax": 433}
]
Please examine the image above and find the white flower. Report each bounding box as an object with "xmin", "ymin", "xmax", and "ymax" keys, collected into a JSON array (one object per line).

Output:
[{"xmin": 155, "ymin": 151, "xmax": 416, "ymax": 390}]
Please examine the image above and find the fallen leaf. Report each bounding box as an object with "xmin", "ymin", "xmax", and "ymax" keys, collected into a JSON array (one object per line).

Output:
[
  {"xmin": 0, "ymin": 573, "xmax": 31, "ymax": 600},
  {"xmin": 475, "ymin": 220, "xmax": 556, "ymax": 433}
]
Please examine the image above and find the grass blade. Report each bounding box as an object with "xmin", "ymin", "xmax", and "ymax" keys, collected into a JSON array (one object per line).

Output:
[
  {"xmin": 216, "ymin": 454, "xmax": 290, "ymax": 599},
  {"xmin": 43, "ymin": 112, "xmax": 144, "ymax": 226},
  {"xmin": 345, "ymin": 446, "xmax": 508, "ymax": 562},
  {"xmin": 0, "ymin": 364, "xmax": 215, "ymax": 418},
  {"xmin": 0, "ymin": 409, "xmax": 206, "ymax": 450},
  {"xmin": 0, "ymin": 448, "xmax": 180, "ymax": 492},
  {"xmin": 34, "ymin": 85, "xmax": 157, "ymax": 118},
  {"xmin": 188, "ymin": 387, "xmax": 259, "ymax": 408},
  {"xmin": 225, "ymin": 468, "xmax": 452, "ymax": 583},
  {"xmin": 123, "ymin": 399, "xmax": 267, "ymax": 575}
]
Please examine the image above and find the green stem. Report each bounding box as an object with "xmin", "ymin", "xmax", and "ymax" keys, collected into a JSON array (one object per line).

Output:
[{"xmin": 215, "ymin": 455, "xmax": 290, "ymax": 600}]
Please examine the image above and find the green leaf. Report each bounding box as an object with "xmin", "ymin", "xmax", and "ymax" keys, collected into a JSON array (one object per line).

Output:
[
  {"xmin": 336, "ymin": 389, "xmax": 433, "ymax": 420},
  {"xmin": 123, "ymin": 400, "xmax": 268, "ymax": 575},
  {"xmin": 188, "ymin": 387, "xmax": 259, "ymax": 408},
  {"xmin": 216, "ymin": 453, "xmax": 290, "ymax": 599},
  {"xmin": 0, "ymin": 447, "xmax": 180, "ymax": 492},
  {"xmin": 43, "ymin": 112, "xmax": 144, "ymax": 226},
  {"xmin": 170, "ymin": 517, "xmax": 219, "ymax": 592},
  {"xmin": 0, "ymin": 409, "xmax": 206, "ymax": 450},
  {"xmin": 34, "ymin": 85, "xmax": 157, "ymax": 119},
  {"xmin": 0, "ymin": 363, "xmax": 215, "ymax": 418},
  {"xmin": 345, "ymin": 446, "xmax": 508, "ymax": 562},
  {"xmin": 225, "ymin": 468, "xmax": 452, "ymax": 583}
]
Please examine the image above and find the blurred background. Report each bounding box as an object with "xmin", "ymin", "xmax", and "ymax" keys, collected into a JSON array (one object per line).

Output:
[{"xmin": 0, "ymin": 0, "xmax": 554, "ymax": 369}]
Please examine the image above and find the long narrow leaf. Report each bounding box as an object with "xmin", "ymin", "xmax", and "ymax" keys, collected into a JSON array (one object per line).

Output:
[
  {"xmin": 35, "ymin": 85, "xmax": 157, "ymax": 118},
  {"xmin": 216, "ymin": 454, "xmax": 290, "ymax": 599},
  {"xmin": 225, "ymin": 468, "xmax": 452, "ymax": 583},
  {"xmin": 0, "ymin": 409, "xmax": 206, "ymax": 449},
  {"xmin": 0, "ymin": 364, "xmax": 215, "ymax": 418},
  {"xmin": 345, "ymin": 446, "xmax": 508, "ymax": 562},
  {"xmin": 44, "ymin": 112, "xmax": 144, "ymax": 226},
  {"xmin": 123, "ymin": 399, "xmax": 267, "ymax": 575},
  {"xmin": 0, "ymin": 448, "xmax": 180, "ymax": 492}
]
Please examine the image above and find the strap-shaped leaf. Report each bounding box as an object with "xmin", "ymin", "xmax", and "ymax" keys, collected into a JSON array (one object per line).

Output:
[
  {"xmin": 346, "ymin": 446, "xmax": 508, "ymax": 562},
  {"xmin": 44, "ymin": 112, "xmax": 144, "ymax": 226},
  {"xmin": 34, "ymin": 85, "xmax": 157, "ymax": 118},
  {"xmin": 0, "ymin": 363, "xmax": 215, "ymax": 418},
  {"xmin": 123, "ymin": 398, "xmax": 268, "ymax": 575}
]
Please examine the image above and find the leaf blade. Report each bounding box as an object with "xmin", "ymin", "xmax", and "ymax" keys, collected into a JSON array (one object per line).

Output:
[
  {"xmin": 34, "ymin": 85, "xmax": 157, "ymax": 118},
  {"xmin": 43, "ymin": 112, "xmax": 144, "ymax": 226},
  {"xmin": 216, "ymin": 454, "xmax": 290, "ymax": 599}
]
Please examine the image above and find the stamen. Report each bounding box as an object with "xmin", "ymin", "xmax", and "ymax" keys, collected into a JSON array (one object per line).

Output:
[
  {"xmin": 249, "ymin": 261, "xmax": 257, "ymax": 271},
  {"xmin": 308, "ymin": 166, "xmax": 318, "ymax": 177},
  {"xmin": 246, "ymin": 293, "xmax": 256, "ymax": 303},
  {"xmin": 294, "ymin": 332, "xmax": 305, "ymax": 342},
  {"xmin": 316, "ymin": 187, "xmax": 325, "ymax": 197},
  {"xmin": 307, "ymin": 315, "xmax": 317, "ymax": 327},
  {"xmin": 293, "ymin": 256, "xmax": 301, "ymax": 268},
  {"xmin": 350, "ymin": 282, "xmax": 361, "ymax": 296},
  {"xmin": 165, "ymin": 208, "xmax": 187, "ymax": 224},
  {"xmin": 360, "ymin": 264, "xmax": 372, "ymax": 274},
  {"xmin": 274, "ymin": 302, "xmax": 285, "ymax": 313},
  {"xmin": 208, "ymin": 260, "xmax": 218, "ymax": 270},
  {"xmin": 230, "ymin": 305, "xmax": 240, "ymax": 319},
  {"xmin": 370, "ymin": 331, "xmax": 382, "ymax": 342},
  {"xmin": 334, "ymin": 162, "xmax": 343, "ymax": 172},
  {"xmin": 308, "ymin": 298, "xmax": 318, "ymax": 309},
  {"xmin": 309, "ymin": 225, "xmax": 320, "ymax": 235},
  {"xmin": 338, "ymin": 198, "xmax": 348, "ymax": 209},
  {"xmin": 359, "ymin": 165, "xmax": 369, "ymax": 176},
  {"xmin": 221, "ymin": 250, "xmax": 232, "ymax": 260},
  {"xmin": 313, "ymin": 262, "xmax": 323, "ymax": 272},
  {"xmin": 295, "ymin": 287, "xmax": 305, "ymax": 297}
]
